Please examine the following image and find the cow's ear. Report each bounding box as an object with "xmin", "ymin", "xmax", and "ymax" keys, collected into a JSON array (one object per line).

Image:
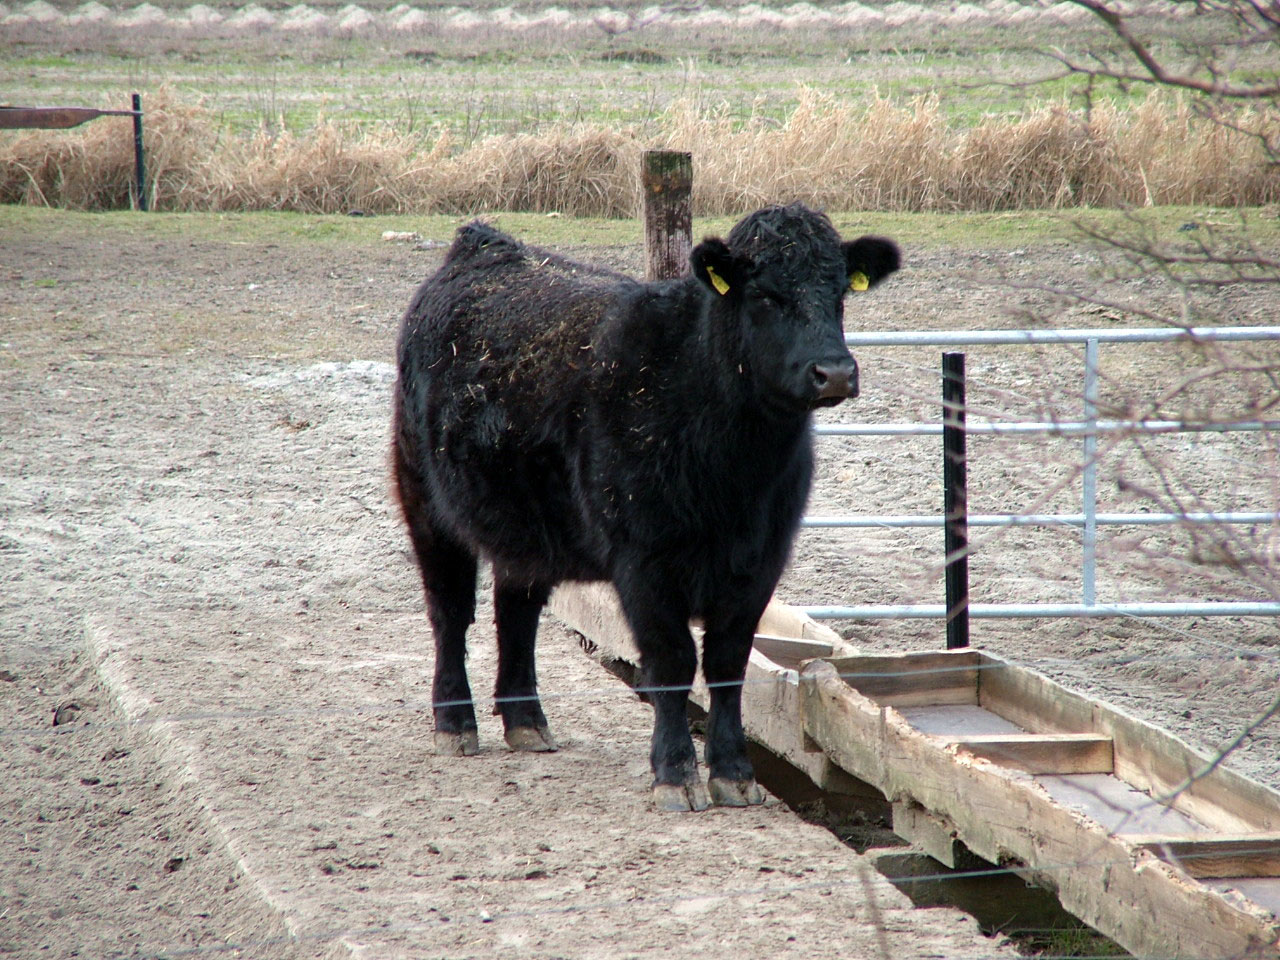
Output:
[
  {"xmin": 844, "ymin": 236, "xmax": 900, "ymax": 292},
  {"xmin": 691, "ymin": 238, "xmax": 741, "ymax": 298}
]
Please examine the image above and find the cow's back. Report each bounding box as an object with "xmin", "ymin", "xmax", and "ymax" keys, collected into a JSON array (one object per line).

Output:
[
  {"xmin": 399, "ymin": 222, "xmax": 628, "ymax": 400},
  {"xmin": 395, "ymin": 223, "xmax": 636, "ymax": 580}
]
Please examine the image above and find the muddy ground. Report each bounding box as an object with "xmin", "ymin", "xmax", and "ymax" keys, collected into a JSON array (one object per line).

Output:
[{"xmin": 1, "ymin": 211, "xmax": 1276, "ymax": 958}]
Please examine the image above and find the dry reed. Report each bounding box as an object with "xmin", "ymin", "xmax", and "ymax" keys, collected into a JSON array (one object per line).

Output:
[{"xmin": 3, "ymin": 88, "xmax": 1276, "ymax": 216}]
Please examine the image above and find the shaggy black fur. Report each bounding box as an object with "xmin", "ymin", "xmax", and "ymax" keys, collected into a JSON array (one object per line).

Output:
[{"xmin": 392, "ymin": 203, "xmax": 899, "ymax": 810}]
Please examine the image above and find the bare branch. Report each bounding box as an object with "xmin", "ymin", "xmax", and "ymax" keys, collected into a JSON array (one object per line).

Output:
[
  {"xmin": 1158, "ymin": 689, "xmax": 1280, "ymax": 803},
  {"xmin": 1062, "ymin": 0, "xmax": 1280, "ymax": 98}
]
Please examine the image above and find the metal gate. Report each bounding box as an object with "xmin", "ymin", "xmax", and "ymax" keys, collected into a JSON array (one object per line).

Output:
[{"xmin": 800, "ymin": 325, "xmax": 1280, "ymax": 620}]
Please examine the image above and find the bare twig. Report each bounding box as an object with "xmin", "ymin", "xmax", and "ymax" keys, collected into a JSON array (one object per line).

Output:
[{"xmin": 1060, "ymin": 0, "xmax": 1280, "ymax": 99}]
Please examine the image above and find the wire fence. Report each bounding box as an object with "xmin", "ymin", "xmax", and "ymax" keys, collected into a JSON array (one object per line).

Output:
[
  {"xmin": 117, "ymin": 844, "xmax": 1279, "ymax": 960},
  {"xmin": 6, "ymin": 627, "xmax": 1278, "ymax": 744}
]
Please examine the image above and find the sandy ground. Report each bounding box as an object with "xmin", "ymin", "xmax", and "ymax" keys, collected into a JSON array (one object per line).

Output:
[{"xmin": 1, "ymin": 211, "xmax": 1276, "ymax": 958}]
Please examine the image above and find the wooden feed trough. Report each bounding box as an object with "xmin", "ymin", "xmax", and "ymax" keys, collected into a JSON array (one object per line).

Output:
[
  {"xmin": 551, "ymin": 584, "xmax": 1280, "ymax": 959},
  {"xmin": 802, "ymin": 649, "xmax": 1280, "ymax": 959}
]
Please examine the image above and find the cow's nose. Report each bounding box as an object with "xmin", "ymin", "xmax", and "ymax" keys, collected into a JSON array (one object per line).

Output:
[{"xmin": 812, "ymin": 358, "xmax": 858, "ymax": 402}]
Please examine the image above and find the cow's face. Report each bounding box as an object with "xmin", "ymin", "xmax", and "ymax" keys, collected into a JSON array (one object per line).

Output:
[{"xmin": 691, "ymin": 206, "xmax": 899, "ymax": 416}]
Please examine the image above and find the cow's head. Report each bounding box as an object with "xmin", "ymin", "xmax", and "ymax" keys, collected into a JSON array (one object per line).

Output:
[{"xmin": 691, "ymin": 204, "xmax": 899, "ymax": 416}]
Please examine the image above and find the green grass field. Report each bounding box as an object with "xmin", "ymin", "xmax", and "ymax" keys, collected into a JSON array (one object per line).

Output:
[{"xmin": 0, "ymin": 2, "xmax": 1247, "ymax": 138}]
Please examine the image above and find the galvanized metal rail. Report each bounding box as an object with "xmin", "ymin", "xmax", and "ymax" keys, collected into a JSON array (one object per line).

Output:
[{"xmin": 803, "ymin": 326, "xmax": 1280, "ymax": 620}]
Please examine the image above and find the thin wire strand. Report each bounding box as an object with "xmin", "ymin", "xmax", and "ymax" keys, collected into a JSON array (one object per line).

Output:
[
  {"xmin": 114, "ymin": 834, "xmax": 1276, "ymax": 960},
  {"xmin": 4, "ymin": 640, "xmax": 1275, "ymax": 744}
]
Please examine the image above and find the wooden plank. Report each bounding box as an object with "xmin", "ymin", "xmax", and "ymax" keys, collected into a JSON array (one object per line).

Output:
[
  {"xmin": 1127, "ymin": 834, "xmax": 1280, "ymax": 879},
  {"xmin": 898, "ymin": 704, "xmax": 1023, "ymax": 736},
  {"xmin": 0, "ymin": 105, "xmax": 136, "ymax": 129},
  {"xmin": 824, "ymin": 651, "xmax": 981, "ymax": 707},
  {"xmin": 892, "ymin": 801, "xmax": 961, "ymax": 868},
  {"xmin": 976, "ymin": 655, "xmax": 1097, "ymax": 735},
  {"xmin": 751, "ymin": 633, "xmax": 833, "ymax": 668},
  {"xmin": 549, "ymin": 581, "xmax": 640, "ymax": 661},
  {"xmin": 798, "ymin": 660, "xmax": 887, "ymax": 787},
  {"xmin": 977, "ymin": 650, "xmax": 1280, "ymax": 834},
  {"xmin": 943, "ymin": 734, "xmax": 1114, "ymax": 775},
  {"xmin": 740, "ymin": 648, "xmax": 852, "ymax": 789},
  {"xmin": 756, "ymin": 598, "xmax": 845, "ymax": 646},
  {"xmin": 799, "ymin": 659, "xmax": 1280, "ymax": 958},
  {"xmin": 1102, "ymin": 708, "xmax": 1280, "ymax": 835},
  {"xmin": 875, "ymin": 686, "xmax": 980, "ymax": 709},
  {"xmin": 551, "ymin": 586, "xmax": 852, "ymax": 663},
  {"xmin": 1037, "ymin": 773, "xmax": 1208, "ymax": 836},
  {"xmin": 1206, "ymin": 878, "xmax": 1280, "ymax": 916}
]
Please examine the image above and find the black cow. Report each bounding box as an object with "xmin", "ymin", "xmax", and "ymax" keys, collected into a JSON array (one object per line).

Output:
[{"xmin": 392, "ymin": 203, "xmax": 899, "ymax": 812}]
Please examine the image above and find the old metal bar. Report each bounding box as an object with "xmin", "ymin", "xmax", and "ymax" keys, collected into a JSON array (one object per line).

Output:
[
  {"xmin": 942, "ymin": 353, "xmax": 969, "ymax": 649},
  {"xmin": 131, "ymin": 93, "xmax": 146, "ymax": 212},
  {"xmin": 1082, "ymin": 338, "xmax": 1099, "ymax": 606},
  {"xmin": 845, "ymin": 326, "xmax": 1280, "ymax": 347},
  {"xmin": 814, "ymin": 418, "xmax": 1280, "ymax": 437},
  {"xmin": 0, "ymin": 106, "xmax": 137, "ymax": 129},
  {"xmin": 801, "ymin": 601, "xmax": 1280, "ymax": 619},
  {"xmin": 802, "ymin": 510, "xmax": 1280, "ymax": 529}
]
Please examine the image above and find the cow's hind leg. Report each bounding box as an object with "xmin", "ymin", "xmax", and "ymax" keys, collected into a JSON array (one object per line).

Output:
[
  {"xmin": 701, "ymin": 612, "xmax": 766, "ymax": 807},
  {"xmin": 423, "ymin": 541, "xmax": 480, "ymax": 757},
  {"xmin": 395, "ymin": 452, "xmax": 480, "ymax": 755},
  {"xmin": 493, "ymin": 578, "xmax": 557, "ymax": 752}
]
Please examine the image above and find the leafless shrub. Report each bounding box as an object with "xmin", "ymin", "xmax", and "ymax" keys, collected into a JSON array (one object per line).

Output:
[{"xmin": 1002, "ymin": 0, "xmax": 1280, "ymax": 783}]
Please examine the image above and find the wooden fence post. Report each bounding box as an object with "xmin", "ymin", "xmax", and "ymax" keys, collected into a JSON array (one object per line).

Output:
[{"xmin": 641, "ymin": 150, "xmax": 692, "ymax": 282}]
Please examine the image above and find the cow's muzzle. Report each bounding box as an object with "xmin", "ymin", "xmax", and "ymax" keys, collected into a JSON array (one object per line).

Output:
[{"xmin": 810, "ymin": 358, "xmax": 858, "ymax": 407}]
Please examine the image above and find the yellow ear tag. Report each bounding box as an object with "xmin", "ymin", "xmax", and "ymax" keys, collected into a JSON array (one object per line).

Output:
[
  {"xmin": 706, "ymin": 265, "xmax": 731, "ymax": 296},
  {"xmin": 849, "ymin": 271, "xmax": 870, "ymax": 292}
]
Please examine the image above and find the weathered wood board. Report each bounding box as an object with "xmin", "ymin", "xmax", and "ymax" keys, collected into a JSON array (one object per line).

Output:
[{"xmin": 551, "ymin": 584, "xmax": 1280, "ymax": 959}]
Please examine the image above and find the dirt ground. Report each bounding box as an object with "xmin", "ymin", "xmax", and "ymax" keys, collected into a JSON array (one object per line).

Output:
[{"xmin": 1, "ymin": 211, "xmax": 1277, "ymax": 958}]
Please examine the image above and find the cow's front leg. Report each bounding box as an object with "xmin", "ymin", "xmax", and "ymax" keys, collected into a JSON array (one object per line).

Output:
[
  {"xmin": 701, "ymin": 614, "xmax": 765, "ymax": 807},
  {"xmin": 616, "ymin": 574, "xmax": 708, "ymax": 812},
  {"xmin": 641, "ymin": 641, "xmax": 707, "ymax": 812}
]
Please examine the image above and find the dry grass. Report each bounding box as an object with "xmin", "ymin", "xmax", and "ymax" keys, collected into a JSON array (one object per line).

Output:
[{"xmin": 3, "ymin": 88, "xmax": 1277, "ymax": 215}]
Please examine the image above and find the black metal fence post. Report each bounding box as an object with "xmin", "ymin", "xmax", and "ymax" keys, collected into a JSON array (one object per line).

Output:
[
  {"xmin": 131, "ymin": 93, "xmax": 146, "ymax": 212},
  {"xmin": 942, "ymin": 352, "xmax": 970, "ymax": 649}
]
